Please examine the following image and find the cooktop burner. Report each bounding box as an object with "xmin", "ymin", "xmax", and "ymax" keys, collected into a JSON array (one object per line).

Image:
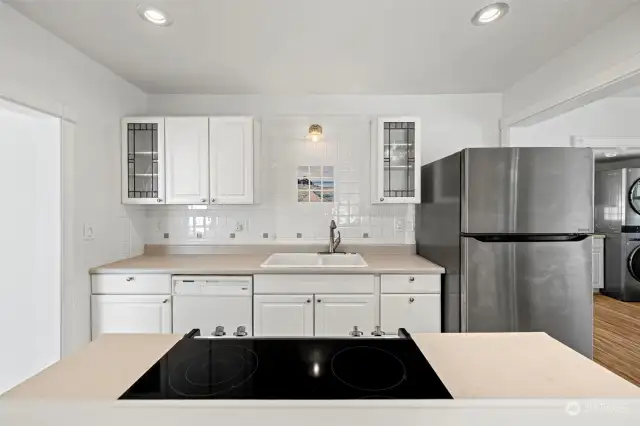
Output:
[{"xmin": 119, "ymin": 331, "xmax": 452, "ymax": 400}]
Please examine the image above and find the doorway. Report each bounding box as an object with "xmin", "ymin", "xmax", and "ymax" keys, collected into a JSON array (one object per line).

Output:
[{"xmin": 0, "ymin": 98, "xmax": 61, "ymax": 394}]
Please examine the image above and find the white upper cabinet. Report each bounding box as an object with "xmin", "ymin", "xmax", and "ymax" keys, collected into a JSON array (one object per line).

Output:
[
  {"xmin": 122, "ymin": 117, "xmax": 166, "ymax": 204},
  {"xmin": 165, "ymin": 117, "xmax": 209, "ymax": 205},
  {"xmin": 372, "ymin": 117, "xmax": 421, "ymax": 204},
  {"xmin": 209, "ymin": 117, "xmax": 254, "ymax": 204}
]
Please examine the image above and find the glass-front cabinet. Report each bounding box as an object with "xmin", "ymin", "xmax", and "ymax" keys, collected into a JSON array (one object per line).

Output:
[
  {"xmin": 374, "ymin": 117, "xmax": 421, "ymax": 204},
  {"xmin": 121, "ymin": 117, "xmax": 165, "ymax": 204}
]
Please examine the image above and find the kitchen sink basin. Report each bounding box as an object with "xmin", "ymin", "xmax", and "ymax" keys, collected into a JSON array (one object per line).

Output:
[{"xmin": 260, "ymin": 253, "xmax": 368, "ymax": 268}]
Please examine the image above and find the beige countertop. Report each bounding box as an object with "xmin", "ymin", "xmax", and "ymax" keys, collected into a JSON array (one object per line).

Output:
[
  {"xmin": 90, "ymin": 253, "xmax": 445, "ymax": 275},
  {"xmin": 3, "ymin": 333, "xmax": 639, "ymax": 400}
]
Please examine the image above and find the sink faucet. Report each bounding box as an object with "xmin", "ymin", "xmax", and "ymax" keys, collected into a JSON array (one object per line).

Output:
[{"xmin": 329, "ymin": 220, "xmax": 342, "ymax": 253}]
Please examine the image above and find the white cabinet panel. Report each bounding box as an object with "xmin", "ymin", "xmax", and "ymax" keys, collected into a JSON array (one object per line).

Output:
[
  {"xmin": 381, "ymin": 294, "xmax": 440, "ymax": 334},
  {"xmin": 91, "ymin": 274, "xmax": 171, "ymax": 295},
  {"xmin": 254, "ymin": 295, "xmax": 313, "ymax": 337},
  {"xmin": 314, "ymin": 294, "xmax": 376, "ymax": 337},
  {"xmin": 122, "ymin": 117, "xmax": 165, "ymax": 205},
  {"xmin": 209, "ymin": 117, "xmax": 253, "ymax": 204},
  {"xmin": 165, "ymin": 117, "xmax": 209, "ymax": 204},
  {"xmin": 91, "ymin": 295, "xmax": 171, "ymax": 339},
  {"xmin": 254, "ymin": 274, "xmax": 375, "ymax": 294},
  {"xmin": 381, "ymin": 274, "xmax": 440, "ymax": 294}
]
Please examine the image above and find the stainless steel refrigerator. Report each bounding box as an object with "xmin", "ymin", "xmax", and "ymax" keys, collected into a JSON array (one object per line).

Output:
[{"xmin": 416, "ymin": 148, "xmax": 594, "ymax": 358}]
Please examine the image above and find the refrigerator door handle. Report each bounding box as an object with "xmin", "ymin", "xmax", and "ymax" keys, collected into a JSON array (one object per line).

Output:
[{"xmin": 468, "ymin": 235, "xmax": 589, "ymax": 243}]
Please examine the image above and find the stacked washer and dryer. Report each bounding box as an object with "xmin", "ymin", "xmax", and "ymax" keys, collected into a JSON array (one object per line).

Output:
[{"xmin": 595, "ymin": 167, "xmax": 640, "ymax": 301}]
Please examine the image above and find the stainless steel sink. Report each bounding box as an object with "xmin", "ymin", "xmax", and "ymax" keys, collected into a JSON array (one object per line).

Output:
[{"xmin": 260, "ymin": 253, "xmax": 368, "ymax": 268}]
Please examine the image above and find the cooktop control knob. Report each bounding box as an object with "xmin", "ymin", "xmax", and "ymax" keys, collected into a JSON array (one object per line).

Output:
[
  {"xmin": 234, "ymin": 326, "xmax": 248, "ymax": 337},
  {"xmin": 371, "ymin": 325, "xmax": 385, "ymax": 336},
  {"xmin": 212, "ymin": 326, "xmax": 226, "ymax": 336},
  {"xmin": 349, "ymin": 326, "xmax": 364, "ymax": 337}
]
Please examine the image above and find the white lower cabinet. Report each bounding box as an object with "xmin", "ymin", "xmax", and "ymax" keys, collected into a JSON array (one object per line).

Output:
[
  {"xmin": 91, "ymin": 295, "xmax": 172, "ymax": 338},
  {"xmin": 253, "ymin": 295, "xmax": 314, "ymax": 337},
  {"xmin": 381, "ymin": 294, "xmax": 440, "ymax": 334},
  {"xmin": 315, "ymin": 295, "xmax": 376, "ymax": 337}
]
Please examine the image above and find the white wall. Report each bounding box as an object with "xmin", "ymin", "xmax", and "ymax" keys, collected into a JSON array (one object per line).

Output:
[
  {"xmin": 0, "ymin": 4, "xmax": 147, "ymax": 354},
  {"xmin": 502, "ymin": 3, "xmax": 640, "ymax": 127},
  {"xmin": 0, "ymin": 104, "xmax": 60, "ymax": 394},
  {"xmin": 145, "ymin": 94, "xmax": 502, "ymax": 245},
  {"xmin": 509, "ymin": 97, "xmax": 640, "ymax": 147}
]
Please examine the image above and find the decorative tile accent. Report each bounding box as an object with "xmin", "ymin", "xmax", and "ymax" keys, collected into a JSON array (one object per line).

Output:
[{"xmin": 297, "ymin": 165, "xmax": 334, "ymax": 203}]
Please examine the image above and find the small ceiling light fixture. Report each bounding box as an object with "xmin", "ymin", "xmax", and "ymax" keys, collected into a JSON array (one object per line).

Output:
[
  {"xmin": 136, "ymin": 4, "xmax": 173, "ymax": 27},
  {"xmin": 471, "ymin": 2, "xmax": 510, "ymax": 26},
  {"xmin": 307, "ymin": 124, "xmax": 323, "ymax": 142}
]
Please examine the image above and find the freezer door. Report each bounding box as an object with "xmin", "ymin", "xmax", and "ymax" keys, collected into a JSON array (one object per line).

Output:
[
  {"xmin": 461, "ymin": 236, "xmax": 593, "ymax": 358},
  {"xmin": 462, "ymin": 148, "xmax": 594, "ymax": 234}
]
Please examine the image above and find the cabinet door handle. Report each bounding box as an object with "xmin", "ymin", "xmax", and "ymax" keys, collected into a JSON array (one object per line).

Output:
[
  {"xmin": 125, "ymin": 276, "xmax": 135, "ymax": 282},
  {"xmin": 409, "ymin": 276, "xmax": 415, "ymax": 282},
  {"xmin": 162, "ymin": 299, "xmax": 169, "ymax": 304},
  {"xmin": 409, "ymin": 297, "xmax": 415, "ymax": 303},
  {"xmin": 306, "ymin": 299, "xmax": 311, "ymax": 303},
  {"xmin": 380, "ymin": 197, "xmax": 384, "ymax": 202},
  {"xmin": 157, "ymin": 198, "xmax": 163, "ymax": 203},
  {"xmin": 201, "ymin": 198, "xmax": 206, "ymax": 203},
  {"xmin": 211, "ymin": 198, "xmax": 216, "ymax": 203},
  {"xmin": 317, "ymin": 299, "xmax": 322, "ymax": 303}
]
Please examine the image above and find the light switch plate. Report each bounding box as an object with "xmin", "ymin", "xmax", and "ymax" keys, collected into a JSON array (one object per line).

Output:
[{"xmin": 83, "ymin": 223, "xmax": 94, "ymax": 241}]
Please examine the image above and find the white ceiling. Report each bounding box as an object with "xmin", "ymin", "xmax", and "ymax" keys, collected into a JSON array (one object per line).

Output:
[{"xmin": 9, "ymin": 0, "xmax": 640, "ymax": 95}]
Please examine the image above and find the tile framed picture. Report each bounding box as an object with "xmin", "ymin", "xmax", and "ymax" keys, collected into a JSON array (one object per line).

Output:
[{"xmin": 298, "ymin": 165, "xmax": 334, "ymax": 203}]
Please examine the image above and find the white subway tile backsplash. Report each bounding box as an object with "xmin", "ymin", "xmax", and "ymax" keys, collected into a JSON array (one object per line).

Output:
[{"xmin": 134, "ymin": 116, "xmax": 414, "ymax": 245}]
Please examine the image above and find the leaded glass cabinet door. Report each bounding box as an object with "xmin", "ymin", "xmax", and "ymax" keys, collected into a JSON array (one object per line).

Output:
[
  {"xmin": 375, "ymin": 117, "xmax": 421, "ymax": 204},
  {"xmin": 121, "ymin": 117, "xmax": 166, "ymax": 204}
]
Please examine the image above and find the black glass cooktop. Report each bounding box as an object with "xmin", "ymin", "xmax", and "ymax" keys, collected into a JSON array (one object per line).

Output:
[{"xmin": 119, "ymin": 331, "xmax": 452, "ymax": 400}]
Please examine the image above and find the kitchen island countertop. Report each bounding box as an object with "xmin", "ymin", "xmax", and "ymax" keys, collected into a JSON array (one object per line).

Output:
[{"xmin": 3, "ymin": 333, "xmax": 639, "ymax": 400}]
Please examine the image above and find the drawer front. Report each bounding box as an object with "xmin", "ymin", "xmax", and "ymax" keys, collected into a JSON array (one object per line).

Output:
[
  {"xmin": 254, "ymin": 275, "xmax": 375, "ymax": 294},
  {"xmin": 381, "ymin": 274, "xmax": 441, "ymax": 294},
  {"xmin": 173, "ymin": 276, "xmax": 252, "ymax": 296},
  {"xmin": 92, "ymin": 274, "xmax": 171, "ymax": 295}
]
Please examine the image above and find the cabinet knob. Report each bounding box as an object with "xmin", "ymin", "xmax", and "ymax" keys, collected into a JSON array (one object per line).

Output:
[
  {"xmin": 211, "ymin": 198, "xmax": 216, "ymax": 203},
  {"xmin": 162, "ymin": 299, "xmax": 169, "ymax": 304},
  {"xmin": 306, "ymin": 299, "xmax": 311, "ymax": 303},
  {"xmin": 125, "ymin": 276, "xmax": 134, "ymax": 282},
  {"xmin": 212, "ymin": 326, "xmax": 226, "ymax": 336},
  {"xmin": 157, "ymin": 198, "xmax": 163, "ymax": 203},
  {"xmin": 409, "ymin": 276, "xmax": 415, "ymax": 282},
  {"xmin": 409, "ymin": 297, "xmax": 415, "ymax": 303},
  {"xmin": 380, "ymin": 197, "xmax": 384, "ymax": 202},
  {"xmin": 201, "ymin": 198, "xmax": 206, "ymax": 203},
  {"xmin": 317, "ymin": 299, "xmax": 322, "ymax": 303}
]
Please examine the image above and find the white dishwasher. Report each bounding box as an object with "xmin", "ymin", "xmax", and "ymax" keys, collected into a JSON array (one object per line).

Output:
[{"xmin": 172, "ymin": 276, "xmax": 253, "ymax": 337}]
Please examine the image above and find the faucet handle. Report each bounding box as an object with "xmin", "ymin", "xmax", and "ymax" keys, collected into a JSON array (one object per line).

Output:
[{"xmin": 334, "ymin": 230, "xmax": 341, "ymax": 248}]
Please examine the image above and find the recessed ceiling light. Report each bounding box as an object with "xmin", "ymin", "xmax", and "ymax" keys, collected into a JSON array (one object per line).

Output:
[
  {"xmin": 471, "ymin": 2, "xmax": 510, "ymax": 26},
  {"xmin": 136, "ymin": 4, "xmax": 173, "ymax": 27},
  {"xmin": 605, "ymin": 153, "xmax": 618, "ymax": 158}
]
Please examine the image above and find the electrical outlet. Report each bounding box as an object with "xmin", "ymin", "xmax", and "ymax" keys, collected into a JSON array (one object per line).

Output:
[
  {"xmin": 83, "ymin": 223, "xmax": 94, "ymax": 241},
  {"xmin": 196, "ymin": 232, "xmax": 203, "ymax": 239},
  {"xmin": 235, "ymin": 221, "xmax": 244, "ymax": 232},
  {"xmin": 407, "ymin": 219, "xmax": 415, "ymax": 231},
  {"xmin": 394, "ymin": 218, "xmax": 405, "ymax": 232}
]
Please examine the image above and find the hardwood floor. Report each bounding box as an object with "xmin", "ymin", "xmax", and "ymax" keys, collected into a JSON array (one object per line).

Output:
[{"xmin": 593, "ymin": 294, "xmax": 640, "ymax": 386}]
